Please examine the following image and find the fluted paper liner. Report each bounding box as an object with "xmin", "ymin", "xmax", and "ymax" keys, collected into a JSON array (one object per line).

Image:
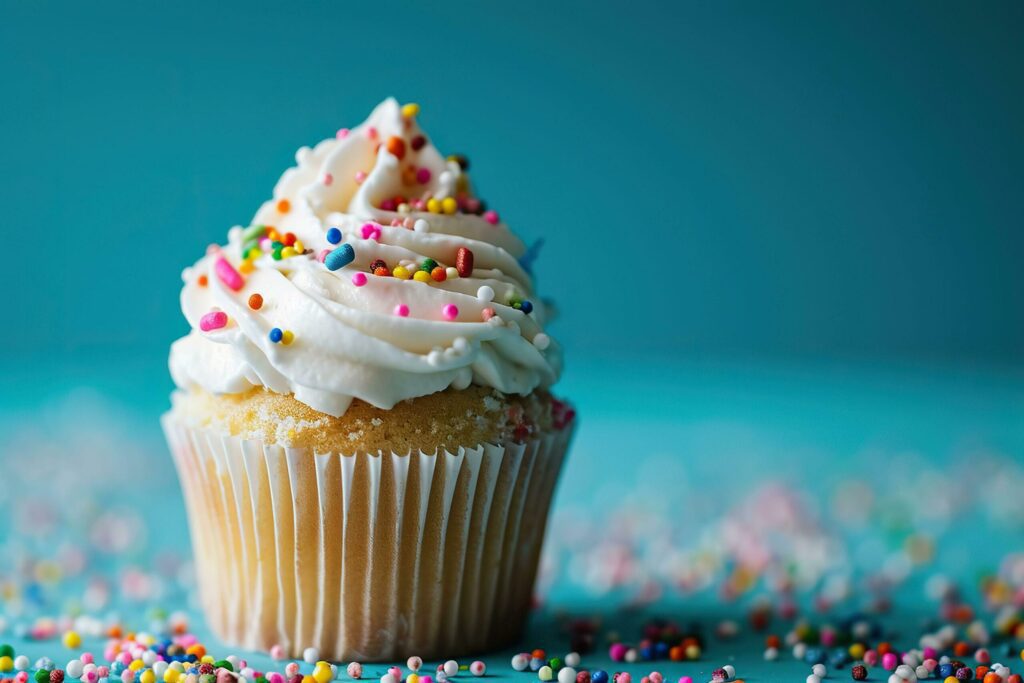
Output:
[{"xmin": 162, "ymin": 414, "xmax": 572, "ymax": 661}]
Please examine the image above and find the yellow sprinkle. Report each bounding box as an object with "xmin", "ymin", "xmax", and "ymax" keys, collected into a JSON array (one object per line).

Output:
[
  {"xmin": 239, "ymin": 261, "xmax": 255, "ymax": 274},
  {"xmin": 848, "ymin": 643, "xmax": 865, "ymax": 659},
  {"xmin": 282, "ymin": 330, "xmax": 295, "ymax": 345},
  {"xmin": 401, "ymin": 103, "xmax": 420, "ymax": 118},
  {"xmin": 164, "ymin": 669, "xmax": 180, "ymax": 683},
  {"xmin": 313, "ymin": 665, "xmax": 332, "ymax": 683},
  {"xmin": 281, "ymin": 246, "xmax": 297, "ymax": 259},
  {"xmin": 426, "ymin": 198, "xmax": 442, "ymax": 213},
  {"xmin": 392, "ymin": 266, "xmax": 410, "ymax": 280},
  {"xmin": 302, "ymin": 677, "xmax": 316, "ymax": 683},
  {"xmin": 0, "ymin": 658, "xmax": 13, "ymax": 673},
  {"xmin": 407, "ymin": 676, "xmax": 419, "ymax": 683},
  {"xmin": 62, "ymin": 630, "xmax": 82, "ymax": 649},
  {"xmin": 413, "ymin": 270, "xmax": 431, "ymax": 283},
  {"xmin": 441, "ymin": 197, "xmax": 458, "ymax": 215},
  {"xmin": 200, "ymin": 656, "xmax": 214, "ymax": 665},
  {"xmin": 129, "ymin": 660, "xmax": 145, "ymax": 671},
  {"xmin": 294, "ymin": 239, "xmax": 305, "ymax": 253},
  {"xmin": 141, "ymin": 670, "xmax": 156, "ymax": 683}
]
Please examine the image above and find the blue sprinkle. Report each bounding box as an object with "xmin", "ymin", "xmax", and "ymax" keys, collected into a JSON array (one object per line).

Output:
[
  {"xmin": 518, "ymin": 237, "xmax": 544, "ymax": 274},
  {"xmin": 591, "ymin": 671, "xmax": 609, "ymax": 683},
  {"xmin": 326, "ymin": 227, "xmax": 342, "ymax": 244},
  {"xmin": 520, "ymin": 300, "xmax": 534, "ymax": 314},
  {"xmin": 269, "ymin": 328, "xmax": 283, "ymax": 343},
  {"xmin": 325, "ymin": 243, "xmax": 355, "ymax": 271}
]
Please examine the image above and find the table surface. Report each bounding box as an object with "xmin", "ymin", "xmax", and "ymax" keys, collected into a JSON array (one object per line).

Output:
[{"xmin": 2, "ymin": 354, "xmax": 1023, "ymax": 682}]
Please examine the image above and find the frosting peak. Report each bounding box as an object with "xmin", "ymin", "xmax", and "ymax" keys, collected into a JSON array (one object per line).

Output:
[{"xmin": 170, "ymin": 99, "xmax": 562, "ymax": 417}]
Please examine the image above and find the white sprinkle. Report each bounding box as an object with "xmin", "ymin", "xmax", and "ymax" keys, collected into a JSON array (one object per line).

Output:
[
  {"xmin": 811, "ymin": 663, "xmax": 826, "ymax": 677},
  {"xmin": 533, "ymin": 333, "xmax": 550, "ymax": 350},
  {"xmin": 556, "ymin": 668, "xmax": 576, "ymax": 683},
  {"xmin": 303, "ymin": 647, "xmax": 319, "ymax": 664},
  {"xmin": 414, "ymin": 219, "xmax": 430, "ymax": 232},
  {"xmin": 476, "ymin": 286, "xmax": 494, "ymax": 302},
  {"xmin": 564, "ymin": 653, "xmax": 580, "ymax": 668}
]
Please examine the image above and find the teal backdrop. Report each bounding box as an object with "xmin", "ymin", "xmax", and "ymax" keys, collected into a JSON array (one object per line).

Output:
[{"xmin": 2, "ymin": 0, "xmax": 1022, "ymax": 367}]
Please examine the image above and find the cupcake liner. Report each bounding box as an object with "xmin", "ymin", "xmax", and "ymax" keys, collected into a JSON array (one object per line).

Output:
[{"xmin": 162, "ymin": 413, "xmax": 572, "ymax": 661}]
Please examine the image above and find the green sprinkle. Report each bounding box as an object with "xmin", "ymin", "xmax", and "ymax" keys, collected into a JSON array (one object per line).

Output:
[{"xmin": 242, "ymin": 224, "xmax": 267, "ymax": 241}]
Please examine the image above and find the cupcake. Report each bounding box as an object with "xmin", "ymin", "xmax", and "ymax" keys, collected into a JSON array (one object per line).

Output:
[{"xmin": 162, "ymin": 99, "xmax": 574, "ymax": 661}]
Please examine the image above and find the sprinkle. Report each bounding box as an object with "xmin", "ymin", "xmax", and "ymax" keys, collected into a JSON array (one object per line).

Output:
[
  {"xmin": 355, "ymin": 171, "xmax": 367, "ymax": 183},
  {"xmin": 431, "ymin": 267, "xmax": 447, "ymax": 282},
  {"xmin": 520, "ymin": 300, "xmax": 534, "ymax": 314},
  {"xmin": 407, "ymin": 658, "xmax": 422, "ymax": 673},
  {"xmin": 197, "ymin": 274, "xmax": 208, "ymax": 287},
  {"xmin": 215, "ymin": 257, "xmax": 245, "ymax": 291},
  {"xmin": 276, "ymin": 199, "xmax": 291, "ymax": 214},
  {"xmin": 325, "ymin": 244, "xmax": 356, "ymax": 271},
  {"xmin": 336, "ymin": 128, "xmax": 349, "ymax": 139},
  {"xmin": 469, "ymin": 663, "xmax": 485, "ymax": 677},
  {"xmin": 427, "ymin": 198, "xmax": 442, "ymax": 213},
  {"xmin": 361, "ymin": 223, "xmax": 382, "ymax": 240},
  {"xmin": 445, "ymin": 266, "xmax": 459, "ymax": 279},
  {"xmin": 416, "ymin": 168, "xmax": 431, "ymax": 184},
  {"xmin": 281, "ymin": 246, "xmax": 298, "ymax": 259},
  {"xmin": 352, "ymin": 272, "xmax": 367, "ymax": 287},
  {"xmin": 448, "ymin": 154, "xmax": 469, "ymax": 170},
  {"xmin": 442, "ymin": 197, "xmax": 458, "ymax": 215},
  {"xmin": 269, "ymin": 328, "xmax": 283, "ymax": 343},
  {"xmin": 477, "ymin": 286, "xmax": 494, "ymax": 301},
  {"xmin": 347, "ymin": 663, "xmax": 363, "ymax": 680},
  {"xmin": 401, "ymin": 103, "xmax": 420, "ymax": 118},
  {"xmin": 281, "ymin": 330, "xmax": 295, "ymax": 345},
  {"xmin": 393, "ymin": 266, "xmax": 411, "ymax": 280},
  {"xmin": 248, "ymin": 294, "xmax": 263, "ymax": 310},
  {"xmin": 483, "ymin": 210, "xmax": 499, "ymax": 225},
  {"xmin": 366, "ymin": 126, "xmax": 378, "ymax": 140},
  {"xmin": 533, "ymin": 333, "xmax": 550, "ymax": 350},
  {"xmin": 413, "ymin": 270, "xmax": 431, "ymax": 283},
  {"xmin": 322, "ymin": 173, "xmax": 333, "ymax": 186},
  {"xmin": 394, "ymin": 304, "xmax": 409, "ymax": 317},
  {"xmin": 482, "ymin": 308, "xmax": 495, "ymax": 321},
  {"xmin": 411, "ymin": 135, "xmax": 426, "ymax": 151},
  {"xmin": 456, "ymin": 247, "xmax": 474, "ymax": 277},
  {"xmin": 443, "ymin": 304, "xmax": 459, "ymax": 321},
  {"xmin": 386, "ymin": 137, "xmax": 406, "ymax": 160},
  {"xmin": 326, "ymin": 228, "xmax": 342, "ymax": 245},
  {"xmin": 200, "ymin": 311, "xmax": 228, "ymax": 331}
]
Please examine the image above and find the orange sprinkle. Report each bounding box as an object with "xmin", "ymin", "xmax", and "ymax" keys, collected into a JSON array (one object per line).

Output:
[
  {"xmin": 531, "ymin": 650, "xmax": 545, "ymax": 660},
  {"xmin": 386, "ymin": 136, "xmax": 406, "ymax": 161},
  {"xmin": 276, "ymin": 198, "xmax": 291, "ymax": 214},
  {"xmin": 248, "ymin": 293, "xmax": 264, "ymax": 310},
  {"xmin": 197, "ymin": 274, "xmax": 208, "ymax": 287},
  {"xmin": 431, "ymin": 266, "xmax": 447, "ymax": 282}
]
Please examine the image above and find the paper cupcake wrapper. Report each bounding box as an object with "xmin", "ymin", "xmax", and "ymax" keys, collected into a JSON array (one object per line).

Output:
[{"xmin": 162, "ymin": 413, "xmax": 572, "ymax": 661}]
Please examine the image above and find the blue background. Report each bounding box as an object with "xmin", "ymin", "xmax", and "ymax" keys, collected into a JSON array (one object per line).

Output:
[
  {"xmin": 3, "ymin": 0, "xmax": 1023, "ymax": 366},
  {"xmin": 3, "ymin": 3, "xmax": 1024, "ymax": 681}
]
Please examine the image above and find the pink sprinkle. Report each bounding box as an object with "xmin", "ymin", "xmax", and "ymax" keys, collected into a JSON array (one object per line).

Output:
[
  {"xmin": 336, "ymin": 128, "xmax": 349, "ymax": 139},
  {"xmin": 648, "ymin": 674, "xmax": 662, "ymax": 683},
  {"xmin": 347, "ymin": 663, "xmax": 363, "ymax": 679},
  {"xmin": 416, "ymin": 168, "xmax": 432, "ymax": 184},
  {"xmin": 285, "ymin": 664, "xmax": 299, "ymax": 677},
  {"xmin": 269, "ymin": 645, "xmax": 285, "ymax": 661},
  {"xmin": 618, "ymin": 675, "xmax": 631, "ymax": 683},
  {"xmin": 388, "ymin": 668, "xmax": 402, "ymax": 680},
  {"xmin": 482, "ymin": 307, "xmax": 495, "ymax": 321},
  {"xmin": 16, "ymin": 673, "xmax": 28, "ymax": 683},
  {"xmin": 483, "ymin": 210, "xmax": 499, "ymax": 225},
  {"xmin": 351, "ymin": 272, "xmax": 367, "ymax": 287},
  {"xmin": 318, "ymin": 249, "xmax": 330, "ymax": 263},
  {"xmin": 464, "ymin": 198, "xmax": 481, "ymax": 213},
  {"xmin": 118, "ymin": 653, "xmax": 132, "ymax": 666},
  {"xmin": 610, "ymin": 643, "xmax": 627, "ymax": 662},
  {"xmin": 200, "ymin": 311, "xmax": 228, "ymax": 332},
  {"xmin": 215, "ymin": 256, "xmax": 244, "ymax": 291},
  {"xmin": 268, "ymin": 675, "xmax": 285, "ymax": 683},
  {"xmin": 81, "ymin": 653, "xmax": 94, "ymax": 665},
  {"xmin": 443, "ymin": 304, "xmax": 458, "ymax": 321},
  {"xmin": 354, "ymin": 171, "xmax": 367, "ymax": 184},
  {"xmin": 97, "ymin": 668, "xmax": 109, "ymax": 678},
  {"xmin": 120, "ymin": 671, "xmax": 133, "ymax": 683},
  {"xmin": 881, "ymin": 652, "xmax": 897, "ymax": 670},
  {"xmin": 103, "ymin": 648, "xmax": 116, "ymax": 663},
  {"xmin": 322, "ymin": 173, "xmax": 333, "ymax": 186},
  {"xmin": 84, "ymin": 673, "xmax": 97, "ymax": 683},
  {"xmin": 367, "ymin": 126, "xmax": 378, "ymax": 139},
  {"xmin": 360, "ymin": 222, "xmax": 382, "ymax": 240},
  {"xmin": 679, "ymin": 678, "xmax": 693, "ymax": 683},
  {"xmin": 394, "ymin": 304, "xmax": 409, "ymax": 317}
]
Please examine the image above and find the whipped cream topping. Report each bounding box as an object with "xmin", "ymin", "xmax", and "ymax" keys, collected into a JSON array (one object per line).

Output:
[{"xmin": 170, "ymin": 99, "xmax": 561, "ymax": 417}]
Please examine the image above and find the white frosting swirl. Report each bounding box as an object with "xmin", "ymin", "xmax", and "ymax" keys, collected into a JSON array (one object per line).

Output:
[{"xmin": 170, "ymin": 98, "xmax": 561, "ymax": 417}]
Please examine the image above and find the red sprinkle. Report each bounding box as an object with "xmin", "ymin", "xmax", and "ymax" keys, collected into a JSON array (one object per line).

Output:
[{"xmin": 456, "ymin": 247, "xmax": 474, "ymax": 278}]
